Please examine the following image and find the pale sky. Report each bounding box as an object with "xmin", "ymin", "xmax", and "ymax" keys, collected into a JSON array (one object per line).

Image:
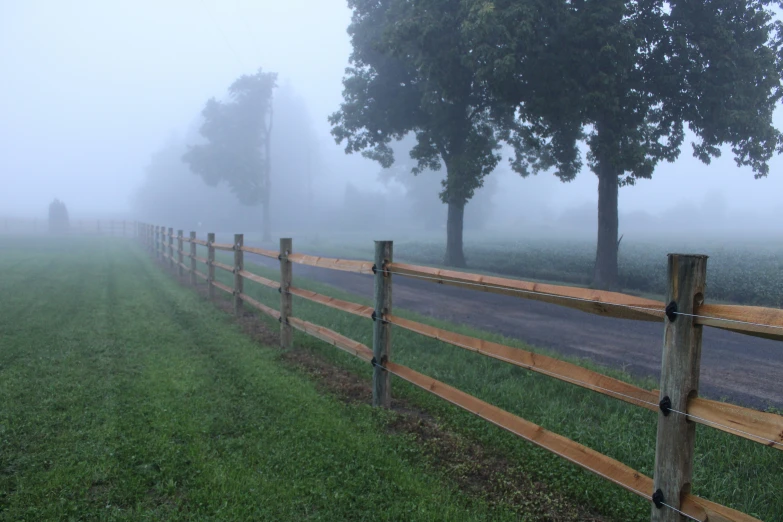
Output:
[{"xmin": 1, "ymin": 0, "xmax": 782, "ymax": 230}]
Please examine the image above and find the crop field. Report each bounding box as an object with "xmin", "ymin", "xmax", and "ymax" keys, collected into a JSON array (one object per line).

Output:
[{"xmin": 283, "ymin": 235, "xmax": 783, "ymax": 307}]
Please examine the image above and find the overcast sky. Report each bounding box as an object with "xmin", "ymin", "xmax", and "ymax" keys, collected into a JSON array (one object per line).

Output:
[{"xmin": 2, "ymin": 1, "xmax": 783, "ymax": 226}]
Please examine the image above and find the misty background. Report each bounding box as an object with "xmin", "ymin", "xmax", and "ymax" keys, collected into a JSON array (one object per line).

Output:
[{"xmin": 2, "ymin": 0, "xmax": 783, "ymax": 242}]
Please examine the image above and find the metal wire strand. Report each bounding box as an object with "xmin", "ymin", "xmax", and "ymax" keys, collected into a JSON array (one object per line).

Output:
[{"xmin": 672, "ymin": 310, "xmax": 783, "ymax": 331}]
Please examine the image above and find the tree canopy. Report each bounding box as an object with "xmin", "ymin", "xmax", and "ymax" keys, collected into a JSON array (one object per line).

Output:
[
  {"xmin": 183, "ymin": 68, "xmax": 277, "ymax": 240},
  {"xmin": 467, "ymin": 0, "xmax": 783, "ymax": 288},
  {"xmin": 330, "ymin": 0, "xmax": 517, "ymax": 266}
]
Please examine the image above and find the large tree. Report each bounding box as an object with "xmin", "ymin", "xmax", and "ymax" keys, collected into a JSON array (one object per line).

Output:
[
  {"xmin": 469, "ymin": 0, "xmax": 783, "ymax": 288},
  {"xmin": 183, "ymin": 69, "xmax": 277, "ymax": 241},
  {"xmin": 330, "ymin": 0, "xmax": 532, "ymax": 266}
]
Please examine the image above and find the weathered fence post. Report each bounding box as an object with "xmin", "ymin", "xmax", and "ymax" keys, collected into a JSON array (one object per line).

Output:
[
  {"xmin": 233, "ymin": 234, "xmax": 244, "ymax": 316},
  {"xmin": 189, "ymin": 231, "xmax": 197, "ymax": 285},
  {"xmin": 651, "ymin": 254, "xmax": 707, "ymax": 521},
  {"xmin": 279, "ymin": 238, "xmax": 293, "ymax": 349},
  {"xmin": 177, "ymin": 230, "xmax": 184, "ymax": 277},
  {"xmin": 207, "ymin": 233, "xmax": 215, "ymax": 299},
  {"xmin": 372, "ymin": 240, "xmax": 393, "ymax": 408},
  {"xmin": 155, "ymin": 226, "xmax": 160, "ymax": 259},
  {"xmin": 168, "ymin": 227, "xmax": 174, "ymax": 269}
]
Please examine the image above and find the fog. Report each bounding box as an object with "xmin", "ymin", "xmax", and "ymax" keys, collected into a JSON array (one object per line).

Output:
[{"xmin": 2, "ymin": 1, "xmax": 783, "ymax": 243}]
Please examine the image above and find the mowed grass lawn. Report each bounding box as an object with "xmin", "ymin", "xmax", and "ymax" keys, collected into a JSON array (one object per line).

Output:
[{"xmin": 0, "ymin": 237, "xmax": 516, "ymax": 521}]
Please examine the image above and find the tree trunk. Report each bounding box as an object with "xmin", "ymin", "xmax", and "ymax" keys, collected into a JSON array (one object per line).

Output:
[
  {"xmin": 592, "ymin": 158, "xmax": 619, "ymax": 290},
  {"xmin": 444, "ymin": 200, "xmax": 466, "ymax": 267},
  {"xmin": 262, "ymin": 194, "xmax": 271, "ymax": 242}
]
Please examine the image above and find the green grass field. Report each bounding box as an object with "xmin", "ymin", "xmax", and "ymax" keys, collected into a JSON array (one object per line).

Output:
[
  {"xmin": 3, "ymin": 237, "xmax": 781, "ymax": 521},
  {"xmin": 0, "ymin": 237, "xmax": 531, "ymax": 521}
]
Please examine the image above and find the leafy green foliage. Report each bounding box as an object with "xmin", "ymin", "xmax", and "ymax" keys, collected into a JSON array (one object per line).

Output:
[
  {"xmin": 330, "ymin": 0, "xmax": 517, "ymax": 265},
  {"xmin": 183, "ymin": 70, "xmax": 276, "ymax": 205},
  {"xmin": 47, "ymin": 198, "xmax": 69, "ymax": 234},
  {"xmin": 467, "ymin": 0, "xmax": 783, "ymax": 287}
]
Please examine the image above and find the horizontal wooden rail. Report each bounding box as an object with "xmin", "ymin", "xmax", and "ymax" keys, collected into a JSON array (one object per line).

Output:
[
  {"xmin": 211, "ymin": 242, "xmax": 234, "ymax": 251},
  {"xmin": 239, "ymin": 293, "xmax": 280, "ymax": 320},
  {"xmin": 194, "ymin": 255, "xmax": 208, "ymax": 264},
  {"xmin": 241, "ymin": 246, "xmax": 279, "ymax": 259},
  {"xmin": 212, "ymin": 280, "xmax": 232, "ymax": 294},
  {"xmin": 194, "ymin": 270, "xmax": 208, "ymax": 281},
  {"xmin": 288, "ymin": 316, "xmax": 374, "ymax": 362},
  {"xmin": 212, "ymin": 261, "xmax": 234, "ymax": 273},
  {"xmin": 289, "ymin": 287, "xmax": 374, "ymax": 318},
  {"xmin": 388, "ymin": 263, "xmax": 665, "ymax": 322},
  {"xmin": 387, "ymin": 314, "xmax": 783, "ymax": 449},
  {"xmin": 384, "ymin": 361, "xmax": 757, "ymax": 522},
  {"xmin": 697, "ymin": 303, "xmax": 783, "ymax": 341},
  {"xmin": 192, "ymin": 238, "xmax": 209, "ymax": 246},
  {"xmin": 177, "ymin": 261, "xmax": 189, "ymax": 271},
  {"xmin": 287, "ymin": 253, "xmax": 374, "ymax": 274},
  {"xmin": 238, "ymin": 270, "xmax": 280, "ymax": 289}
]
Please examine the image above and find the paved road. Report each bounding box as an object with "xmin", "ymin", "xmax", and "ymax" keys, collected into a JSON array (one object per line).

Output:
[{"xmin": 254, "ymin": 255, "xmax": 782, "ymax": 410}]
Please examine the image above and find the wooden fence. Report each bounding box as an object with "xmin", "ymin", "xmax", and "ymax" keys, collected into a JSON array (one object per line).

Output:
[
  {"xmin": 2, "ymin": 218, "xmax": 135, "ymax": 237},
  {"xmin": 136, "ymin": 222, "xmax": 783, "ymax": 522}
]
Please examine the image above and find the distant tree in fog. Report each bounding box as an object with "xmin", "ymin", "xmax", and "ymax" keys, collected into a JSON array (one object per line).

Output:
[
  {"xmin": 330, "ymin": 0, "xmax": 518, "ymax": 267},
  {"xmin": 183, "ymin": 68, "xmax": 277, "ymax": 241},
  {"xmin": 468, "ymin": 0, "xmax": 783, "ymax": 289},
  {"xmin": 48, "ymin": 199, "xmax": 69, "ymax": 233}
]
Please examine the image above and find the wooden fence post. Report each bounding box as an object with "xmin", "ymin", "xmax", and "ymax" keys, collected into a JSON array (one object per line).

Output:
[
  {"xmin": 651, "ymin": 254, "xmax": 707, "ymax": 521},
  {"xmin": 168, "ymin": 227, "xmax": 174, "ymax": 269},
  {"xmin": 279, "ymin": 238, "xmax": 293, "ymax": 349},
  {"xmin": 155, "ymin": 226, "xmax": 160, "ymax": 259},
  {"xmin": 189, "ymin": 231, "xmax": 197, "ymax": 285},
  {"xmin": 177, "ymin": 230, "xmax": 184, "ymax": 277},
  {"xmin": 233, "ymin": 234, "xmax": 244, "ymax": 316},
  {"xmin": 372, "ymin": 240, "xmax": 393, "ymax": 408},
  {"xmin": 207, "ymin": 233, "xmax": 215, "ymax": 299}
]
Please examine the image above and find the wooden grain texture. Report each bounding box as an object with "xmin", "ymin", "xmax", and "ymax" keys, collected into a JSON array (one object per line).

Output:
[
  {"xmin": 239, "ymin": 292, "xmax": 280, "ymax": 321},
  {"xmin": 189, "ymin": 232, "xmax": 197, "ymax": 285},
  {"xmin": 652, "ymin": 254, "xmax": 707, "ymax": 522},
  {"xmin": 212, "ymin": 280, "xmax": 232, "ymax": 295},
  {"xmin": 696, "ymin": 303, "xmax": 783, "ymax": 341},
  {"xmin": 233, "ymin": 234, "xmax": 243, "ymax": 316},
  {"xmin": 238, "ymin": 270, "xmax": 281, "ymax": 289},
  {"xmin": 288, "ymin": 316, "xmax": 373, "ymax": 362},
  {"xmin": 177, "ymin": 230, "xmax": 184, "ymax": 278},
  {"xmin": 383, "ymin": 361, "xmax": 757, "ymax": 522},
  {"xmin": 280, "ymin": 239, "xmax": 293, "ymax": 350},
  {"xmin": 686, "ymin": 397, "xmax": 783, "ymax": 450},
  {"xmin": 388, "ymin": 263, "xmax": 665, "ymax": 322},
  {"xmin": 167, "ymin": 228, "xmax": 174, "ymax": 270},
  {"xmin": 207, "ymin": 233, "xmax": 216, "ymax": 299},
  {"xmin": 241, "ymin": 245, "xmax": 279, "ymax": 259},
  {"xmin": 373, "ymin": 241, "xmax": 393, "ymax": 408},
  {"xmin": 211, "ymin": 242, "xmax": 234, "ymax": 251},
  {"xmin": 289, "ymin": 287, "xmax": 374, "ymax": 318},
  {"xmin": 212, "ymin": 261, "xmax": 234, "ymax": 273},
  {"xmin": 287, "ymin": 253, "xmax": 374, "ymax": 274}
]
